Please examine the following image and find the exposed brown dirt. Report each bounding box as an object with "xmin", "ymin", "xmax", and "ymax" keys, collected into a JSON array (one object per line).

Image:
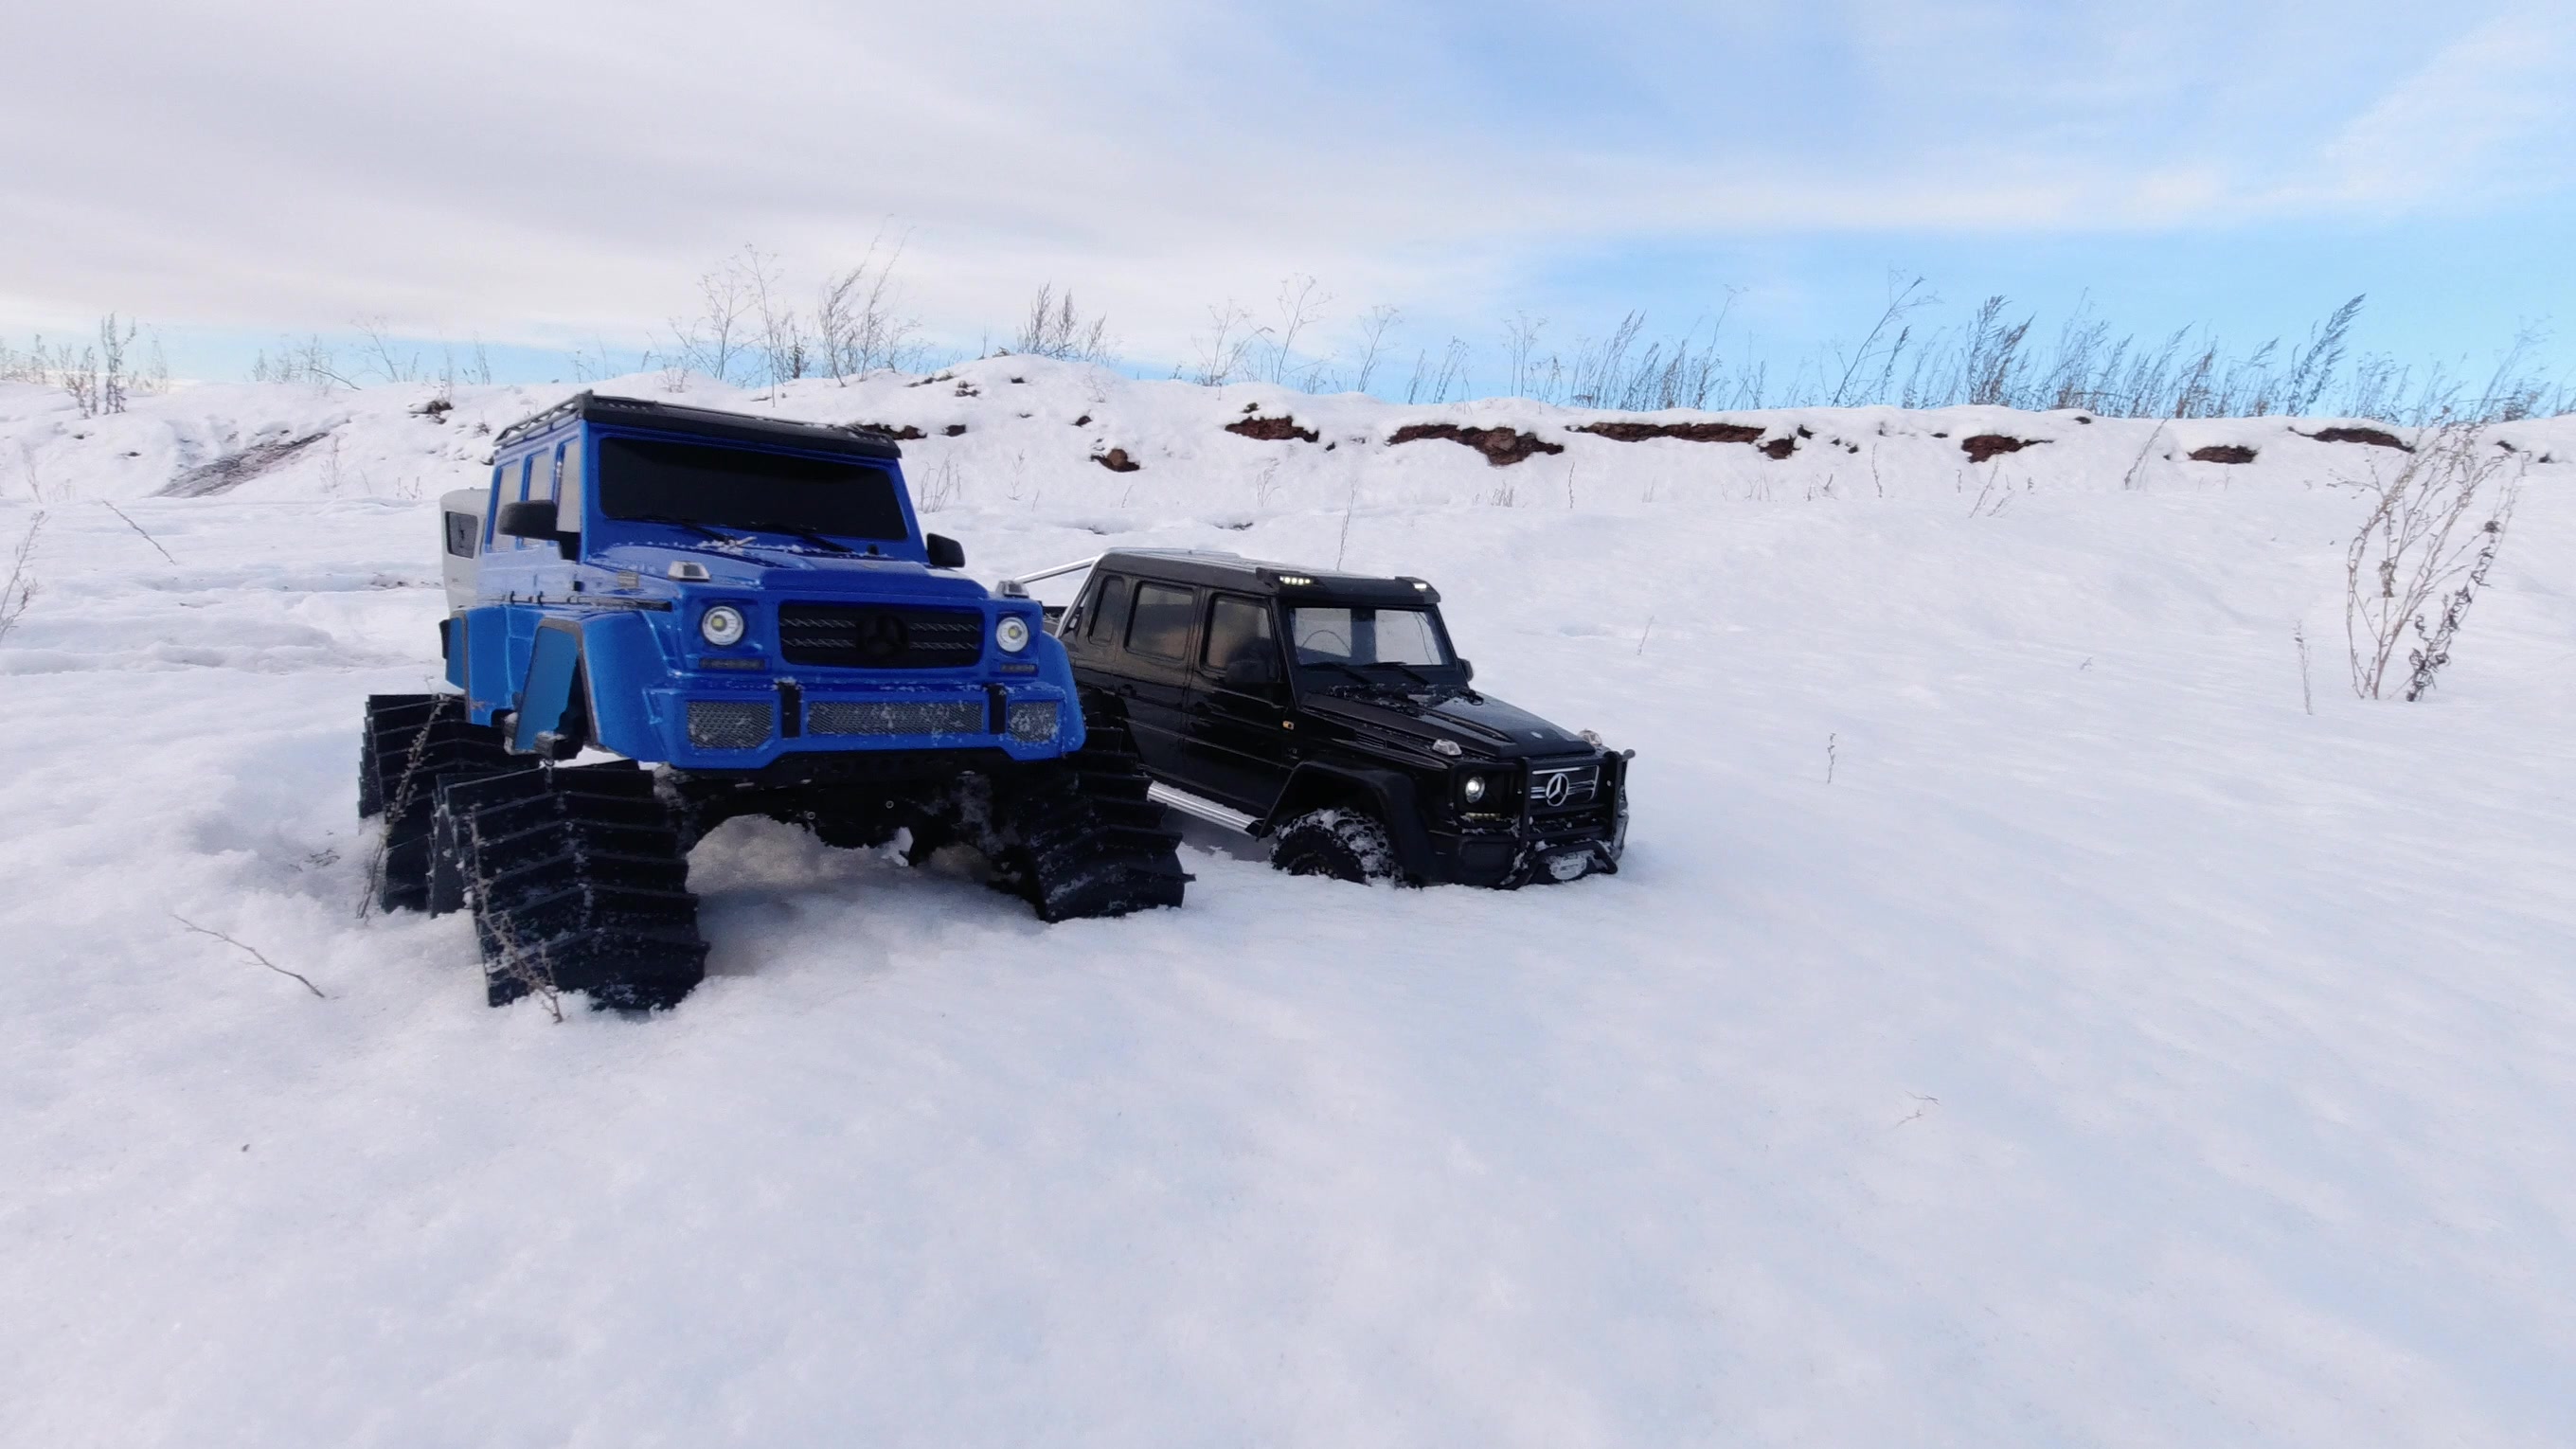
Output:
[
  {"xmin": 1571, "ymin": 420, "xmax": 1764, "ymax": 444},
  {"xmin": 1760, "ymin": 438, "xmax": 1798, "ymax": 460},
  {"xmin": 1386, "ymin": 423, "xmax": 1565, "ymax": 467},
  {"xmin": 942, "ymin": 424, "xmax": 968, "ymax": 438},
  {"xmin": 1225, "ymin": 414, "xmax": 1320, "ymax": 443},
  {"xmin": 853, "ymin": 422, "xmax": 927, "ymax": 441},
  {"xmin": 156, "ymin": 432, "xmax": 331, "ymax": 498},
  {"xmin": 1092, "ymin": 447, "xmax": 1141, "ymax": 473},
  {"xmin": 2305, "ymin": 425, "xmax": 2411, "ymax": 451},
  {"xmin": 2190, "ymin": 444, "xmax": 2258, "ymax": 464},
  {"xmin": 1959, "ymin": 434, "xmax": 2046, "ymax": 464}
]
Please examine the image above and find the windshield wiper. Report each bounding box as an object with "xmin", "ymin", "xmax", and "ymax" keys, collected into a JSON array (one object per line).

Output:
[
  {"xmin": 740, "ymin": 521, "xmax": 854, "ymax": 554},
  {"xmin": 626, "ymin": 514, "xmax": 740, "ymax": 546},
  {"xmin": 1300, "ymin": 659, "xmax": 1386, "ymax": 690},
  {"xmin": 1303, "ymin": 660, "xmax": 1424, "ymax": 702},
  {"xmin": 1363, "ymin": 660, "xmax": 1440, "ymax": 690}
]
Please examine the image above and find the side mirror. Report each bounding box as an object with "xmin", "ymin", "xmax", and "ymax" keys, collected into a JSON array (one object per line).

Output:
[
  {"xmin": 1224, "ymin": 654, "xmax": 1281, "ymax": 689},
  {"xmin": 925, "ymin": 533, "xmax": 965, "ymax": 569},
  {"xmin": 1458, "ymin": 658, "xmax": 1475, "ymax": 683},
  {"xmin": 494, "ymin": 498, "xmax": 563, "ymax": 541}
]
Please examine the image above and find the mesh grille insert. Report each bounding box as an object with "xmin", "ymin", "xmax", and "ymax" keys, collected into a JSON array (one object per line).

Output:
[
  {"xmin": 687, "ymin": 699, "xmax": 773, "ymax": 750},
  {"xmin": 807, "ymin": 700, "xmax": 986, "ymax": 737},
  {"xmin": 1006, "ymin": 701, "xmax": 1060, "ymax": 742},
  {"xmin": 777, "ymin": 604, "xmax": 984, "ymax": 669}
]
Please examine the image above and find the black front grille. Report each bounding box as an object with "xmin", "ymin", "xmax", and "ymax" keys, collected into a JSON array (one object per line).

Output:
[
  {"xmin": 1527, "ymin": 758, "xmax": 1603, "ymax": 814},
  {"xmin": 777, "ymin": 604, "xmax": 983, "ymax": 670}
]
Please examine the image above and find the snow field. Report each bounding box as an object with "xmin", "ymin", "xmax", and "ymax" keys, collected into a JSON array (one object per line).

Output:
[{"xmin": 1, "ymin": 366, "xmax": 2571, "ymax": 1446}]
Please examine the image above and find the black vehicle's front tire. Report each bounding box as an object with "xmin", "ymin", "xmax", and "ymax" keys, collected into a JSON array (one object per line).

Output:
[{"xmin": 1269, "ymin": 808, "xmax": 1403, "ymax": 885}]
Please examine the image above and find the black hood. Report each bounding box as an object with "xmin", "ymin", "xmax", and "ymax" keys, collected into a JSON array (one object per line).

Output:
[{"xmin": 1301, "ymin": 688, "xmax": 1592, "ymax": 761}]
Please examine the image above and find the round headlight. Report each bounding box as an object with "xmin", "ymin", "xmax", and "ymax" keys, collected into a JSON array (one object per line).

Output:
[
  {"xmin": 995, "ymin": 615, "xmax": 1030, "ymax": 653},
  {"xmin": 1461, "ymin": 774, "xmax": 1488, "ymax": 804},
  {"xmin": 700, "ymin": 604, "xmax": 746, "ymax": 648}
]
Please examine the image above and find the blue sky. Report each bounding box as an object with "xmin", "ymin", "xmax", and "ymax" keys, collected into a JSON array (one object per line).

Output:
[{"xmin": 3, "ymin": 0, "xmax": 2568, "ymax": 396}]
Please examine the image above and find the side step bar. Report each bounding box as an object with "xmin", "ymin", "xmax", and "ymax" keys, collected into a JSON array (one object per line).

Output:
[{"xmin": 1147, "ymin": 781, "xmax": 1259, "ymax": 833}]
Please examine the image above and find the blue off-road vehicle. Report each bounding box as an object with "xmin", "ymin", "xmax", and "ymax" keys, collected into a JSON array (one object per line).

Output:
[{"xmin": 361, "ymin": 393, "xmax": 1184, "ymax": 1011}]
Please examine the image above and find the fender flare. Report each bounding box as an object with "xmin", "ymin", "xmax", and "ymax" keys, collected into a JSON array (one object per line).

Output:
[
  {"xmin": 1261, "ymin": 761, "xmax": 1439, "ymax": 879},
  {"xmin": 510, "ymin": 618, "xmax": 587, "ymax": 754}
]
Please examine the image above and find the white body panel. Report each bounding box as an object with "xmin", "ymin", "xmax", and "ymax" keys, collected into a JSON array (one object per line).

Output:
[{"xmin": 438, "ymin": 487, "xmax": 485, "ymax": 614}]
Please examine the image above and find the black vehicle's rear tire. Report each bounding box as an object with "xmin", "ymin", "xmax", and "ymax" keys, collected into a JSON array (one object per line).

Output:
[
  {"xmin": 1270, "ymin": 808, "xmax": 1402, "ymax": 885},
  {"xmin": 362, "ymin": 693, "xmax": 512, "ymax": 914},
  {"xmin": 984, "ymin": 717, "xmax": 1188, "ymax": 921},
  {"xmin": 438, "ymin": 761, "xmax": 707, "ymax": 1011}
]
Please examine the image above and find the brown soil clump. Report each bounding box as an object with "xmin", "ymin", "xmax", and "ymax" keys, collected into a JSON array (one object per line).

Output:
[
  {"xmin": 1959, "ymin": 434, "xmax": 2046, "ymax": 463},
  {"xmin": 1571, "ymin": 420, "xmax": 1764, "ymax": 444},
  {"xmin": 1225, "ymin": 415, "xmax": 1320, "ymax": 443},
  {"xmin": 2306, "ymin": 425, "xmax": 2410, "ymax": 451},
  {"xmin": 1386, "ymin": 423, "xmax": 1565, "ymax": 467}
]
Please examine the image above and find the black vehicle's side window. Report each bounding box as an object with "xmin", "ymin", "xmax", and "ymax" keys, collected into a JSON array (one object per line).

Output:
[
  {"xmin": 1125, "ymin": 582, "xmax": 1196, "ymax": 660},
  {"xmin": 1202, "ymin": 594, "xmax": 1277, "ymax": 671},
  {"xmin": 1087, "ymin": 576, "xmax": 1129, "ymax": 642}
]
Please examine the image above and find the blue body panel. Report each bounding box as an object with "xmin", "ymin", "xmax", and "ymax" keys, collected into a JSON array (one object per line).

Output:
[
  {"xmin": 454, "ymin": 413, "xmax": 1082, "ymax": 770},
  {"xmin": 512, "ymin": 623, "xmax": 583, "ymax": 752}
]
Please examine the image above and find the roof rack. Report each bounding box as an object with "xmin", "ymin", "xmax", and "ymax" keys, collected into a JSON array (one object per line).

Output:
[
  {"xmin": 1003, "ymin": 548, "xmax": 1436, "ymax": 604},
  {"xmin": 492, "ymin": 391, "xmax": 903, "ymax": 457},
  {"xmin": 996, "ymin": 548, "xmax": 1247, "ymax": 598}
]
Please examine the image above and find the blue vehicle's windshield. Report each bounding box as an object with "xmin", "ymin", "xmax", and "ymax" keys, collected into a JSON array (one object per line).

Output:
[{"xmin": 598, "ymin": 436, "xmax": 908, "ymax": 541}]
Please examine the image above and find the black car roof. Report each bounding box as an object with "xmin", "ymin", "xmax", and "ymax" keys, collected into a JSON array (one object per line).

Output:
[
  {"xmin": 493, "ymin": 391, "xmax": 904, "ymax": 460},
  {"xmin": 1093, "ymin": 549, "xmax": 1440, "ymax": 605}
]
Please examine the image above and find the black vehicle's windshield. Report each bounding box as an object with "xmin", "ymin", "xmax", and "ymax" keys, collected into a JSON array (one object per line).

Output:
[
  {"xmin": 597, "ymin": 436, "xmax": 908, "ymax": 542},
  {"xmin": 1288, "ymin": 605, "xmax": 1454, "ymax": 671}
]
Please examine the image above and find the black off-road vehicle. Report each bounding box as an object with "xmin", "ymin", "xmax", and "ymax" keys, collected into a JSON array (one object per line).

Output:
[{"xmin": 1007, "ymin": 550, "xmax": 1631, "ymax": 887}]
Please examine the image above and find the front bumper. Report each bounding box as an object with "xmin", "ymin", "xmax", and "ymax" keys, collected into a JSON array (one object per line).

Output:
[
  {"xmin": 650, "ymin": 678, "xmax": 1080, "ymax": 771},
  {"xmin": 1425, "ymin": 777, "xmax": 1629, "ymax": 889}
]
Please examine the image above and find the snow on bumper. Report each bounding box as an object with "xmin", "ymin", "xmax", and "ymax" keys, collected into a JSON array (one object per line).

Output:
[{"xmin": 655, "ymin": 681, "xmax": 1078, "ymax": 768}]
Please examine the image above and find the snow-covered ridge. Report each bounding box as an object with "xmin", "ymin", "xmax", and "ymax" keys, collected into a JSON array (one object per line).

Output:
[{"xmin": 7, "ymin": 354, "xmax": 2568, "ymax": 515}]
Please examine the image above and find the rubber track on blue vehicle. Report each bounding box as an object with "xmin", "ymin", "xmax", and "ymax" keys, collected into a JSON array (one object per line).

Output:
[
  {"xmin": 1011, "ymin": 719, "xmax": 1187, "ymax": 921},
  {"xmin": 364, "ymin": 693, "xmax": 515, "ymax": 913},
  {"xmin": 438, "ymin": 762, "xmax": 707, "ymax": 1010}
]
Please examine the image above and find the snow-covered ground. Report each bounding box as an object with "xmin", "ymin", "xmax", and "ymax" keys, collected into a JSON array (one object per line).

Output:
[{"xmin": 3, "ymin": 363, "xmax": 2572, "ymax": 1446}]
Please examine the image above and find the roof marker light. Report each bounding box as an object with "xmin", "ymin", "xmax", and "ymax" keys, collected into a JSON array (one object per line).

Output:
[{"xmin": 1276, "ymin": 573, "xmax": 1315, "ymax": 586}]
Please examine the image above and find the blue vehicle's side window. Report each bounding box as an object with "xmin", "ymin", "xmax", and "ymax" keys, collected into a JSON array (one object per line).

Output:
[
  {"xmin": 485, "ymin": 464, "xmax": 508, "ymax": 549},
  {"xmin": 558, "ymin": 439, "xmax": 585, "ymax": 525},
  {"xmin": 514, "ymin": 456, "xmax": 536, "ymax": 548}
]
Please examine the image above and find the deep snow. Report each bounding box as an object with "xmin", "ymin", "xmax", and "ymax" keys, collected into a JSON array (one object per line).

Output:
[{"xmin": 2, "ymin": 362, "xmax": 2572, "ymax": 1447}]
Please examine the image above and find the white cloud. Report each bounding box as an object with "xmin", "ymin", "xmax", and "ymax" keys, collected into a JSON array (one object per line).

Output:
[
  {"xmin": 0, "ymin": 0, "xmax": 2561, "ymax": 361},
  {"xmin": 2309, "ymin": 5, "xmax": 2576, "ymax": 206}
]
